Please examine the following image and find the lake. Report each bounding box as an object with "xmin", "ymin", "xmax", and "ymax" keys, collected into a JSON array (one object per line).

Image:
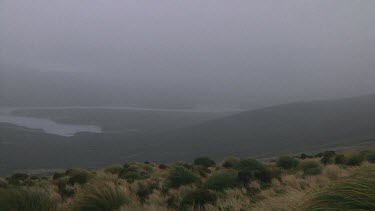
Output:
[
  {"xmin": 0, "ymin": 106, "xmax": 240, "ymax": 137},
  {"xmin": 0, "ymin": 112, "xmax": 102, "ymax": 137}
]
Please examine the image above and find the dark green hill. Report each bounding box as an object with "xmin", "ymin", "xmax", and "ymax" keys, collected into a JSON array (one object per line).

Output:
[
  {"xmin": 148, "ymin": 94, "xmax": 375, "ymax": 160},
  {"xmin": 1, "ymin": 94, "xmax": 375, "ymax": 175}
]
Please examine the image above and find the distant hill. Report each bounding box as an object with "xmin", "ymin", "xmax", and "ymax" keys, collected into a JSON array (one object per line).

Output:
[
  {"xmin": 1, "ymin": 94, "xmax": 375, "ymax": 175},
  {"xmin": 147, "ymin": 94, "xmax": 375, "ymax": 160}
]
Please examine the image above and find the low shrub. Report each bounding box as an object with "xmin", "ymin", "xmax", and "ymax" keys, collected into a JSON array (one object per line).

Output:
[
  {"xmin": 299, "ymin": 161, "xmax": 322, "ymax": 176},
  {"xmin": 68, "ymin": 169, "xmax": 94, "ymax": 185},
  {"xmin": 120, "ymin": 171, "xmax": 150, "ymax": 183},
  {"xmin": 366, "ymin": 152, "xmax": 375, "ymax": 163},
  {"xmin": 53, "ymin": 172, "xmax": 66, "ymax": 180},
  {"xmin": 315, "ymin": 151, "xmax": 335, "ymax": 158},
  {"xmin": 167, "ymin": 194, "xmax": 181, "ymax": 208},
  {"xmin": 234, "ymin": 159, "xmax": 272, "ymax": 183},
  {"xmin": 180, "ymin": 189, "xmax": 217, "ymax": 208},
  {"xmin": 168, "ymin": 166, "xmax": 200, "ymax": 188},
  {"xmin": 192, "ymin": 165, "xmax": 211, "ymax": 177},
  {"xmin": 58, "ymin": 185, "xmax": 75, "ymax": 199},
  {"xmin": 136, "ymin": 181, "xmax": 159, "ymax": 204},
  {"xmin": 0, "ymin": 178, "xmax": 8, "ymax": 188},
  {"xmin": 222, "ymin": 157, "xmax": 240, "ymax": 168},
  {"xmin": 334, "ymin": 154, "xmax": 346, "ymax": 164},
  {"xmin": 320, "ymin": 154, "xmax": 336, "ymax": 165},
  {"xmin": 276, "ymin": 156, "xmax": 299, "ymax": 170},
  {"xmin": 193, "ymin": 157, "xmax": 216, "ymax": 168},
  {"xmin": 175, "ymin": 162, "xmax": 193, "ymax": 170},
  {"xmin": 71, "ymin": 181, "xmax": 129, "ymax": 211},
  {"xmin": 237, "ymin": 170, "xmax": 254, "ymax": 186},
  {"xmin": 345, "ymin": 153, "xmax": 364, "ymax": 166},
  {"xmin": 11, "ymin": 173, "xmax": 29, "ymax": 181},
  {"xmin": 300, "ymin": 153, "xmax": 313, "ymax": 159},
  {"xmin": 104, "ymin": 164, "xmax": 123, "ymax": 175},
  {"xmin": 204, "ymin": 169, "xmax": 239, "ymax": 191},
  {"xmin": 0, "ymin": 187, "xmax": 58, "ymax": 211},
  {"xmin": 159, "ymin": 164, "xmax": 168, "ymax": 169},
  {"xmin": 118, "ymin": 164, "xmax": 152, "ymax": 183}
]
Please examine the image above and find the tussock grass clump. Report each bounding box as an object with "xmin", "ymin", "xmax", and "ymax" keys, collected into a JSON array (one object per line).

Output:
[
  {"xmin": 168, "ymin": 166, "xmax": 200, "ymax": 188},
  {"xmin": 71, "ymin": 180, "xmax": 129, "ymax": 211},
  {"xmin": 204, "ymin": 169, "xmax": 239, "ymax": 191},
  {"xmin": 135, "ymin": 181, "xmax": 159, "ymax": 204},
  {"xmin": 158, "ymin": 164, "xmax": 168, "ymax": 169},
  {"xmin": 320, "ymin": 154, "xmax": 336, "ymax": 165},
  {"xmin": 234, "ymin": 159, "xmax": 272, "ymax": 183},
  {"xmin": 104, "ymin": 164, "xmax": 123, "ymax": 175},
  {"xmin": 345, "ymin": 153, "xmax": 364, "ymax": 166},
  {"xmin": 55, "ymin": 176, "xmax": 75, "ymax": 199},
  {"xmin": 305, "ymin": 167, "xmax": 375, "ymax": 210},
  {"xmin": 299, "ymin": 160, "xmax": 322, "ymax": 176},
  {"xmin": 180, "ymin": 189, "xmax": 217, "ymax": 208},
  {"xmin": 366, "ymin": 152, "xmax": 375, "ymax": 163},
  {"xmin": 67, "ymin": 169, "xmax": 94, "ymax": 185},
  {"xmin": 322, "ymin": 165, "xmax": 344, "ymax": 181},
  {"xmin": 11, "ymin": 173, "xmax": 29, "ymax": 181},
  {"xmin": 0, "ymin": 178, "xmax": 8, "ymax": 188},
  {"xmin": 119, "ymin": 163, "xmax": 153, "ymax": 183},
  {"xmin": 53, "ymin": 172, "xmax": 66, "ymax": 180},
  {"xmin": 222, "ymin": 157, "xmax": 240, "ymax": 168},
  {"xmin": 276, "ymin": 156, "xmax": 299, "ymax": 170},
  {"xmin": 334, "ymin": 154, "xmax": 346, "ymax": 164},
  {"xmin": 193, "ymin": 157, "xmax": 216, "ymax": 168},
  {"xmin": 0, "ymin": 187, "xmax": 58, "ymax": 211},
  {"xmin": 192, "ymin": 165, "xmax": 211, "ymax": 177}
]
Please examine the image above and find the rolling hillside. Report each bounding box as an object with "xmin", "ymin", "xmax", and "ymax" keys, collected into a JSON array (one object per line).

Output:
[
  {"xmin": 148, "ymin": 94, "xmax": 375, "ymax": 160},
  {"xmin": 1, "ymin": 94, "xmax": 375, "ymax": 175}
]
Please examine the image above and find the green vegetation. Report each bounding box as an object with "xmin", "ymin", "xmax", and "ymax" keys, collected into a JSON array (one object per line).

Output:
[
  {"xmin": 66, "ymin": 169, "xmax": 94, "ymax": 185},
  {"xmin": 0, "ymin": 187, "xmax": 58, "ymax": 211},
  {"xmin": 367, "ymin": 152, "xmax": 375, "ymax": 163},
  {"xmin": 104, "ymin": 164, "xmax": 123, "ymax": 175},
  {"xmin": 276, "ymin": 156, "xmax": 299, "ymax": 170},
  {"xmin": 345, "ymin": 153, "xmax": 365, "ymax": 166},
  {"xmin": 168, "ymin": 166, "xmax": 200, "ymax": 188},
  {"xmin": 299, "ymin": 160, "xmax": 322, "ymax": 176},
  {"xmin": 71, "ymin": 181, "xmax": 129, "ymax": 211},
  {"xmin": 222, "ymin": 157, "xmax": 240, "ymax": 168},
  {"xmin": 0, "ymin": 148, "xmax": 373, "ymax": 210},
  {"xmin": 204, "ymin": 169, "xmax": 238, "ymax": 191},
  {"xmin": 193, "ymin": 157, "xmax": 216, "ymax": 168},
  {"xmin": 305, "ymin": 167, "xmax": 375, "ymax": 210},
  {"xmin": 180, "ymin": 189, "xmax": 217, "ymax": 208},
  {"xmin": 234, "ymin": 159, "xmax": 272, "ymax": 183}
]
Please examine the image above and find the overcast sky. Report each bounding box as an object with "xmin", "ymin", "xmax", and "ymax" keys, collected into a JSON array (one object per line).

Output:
[{"xmin": 1, "ymin": 1, "xmax": 375, "ymax": 108}]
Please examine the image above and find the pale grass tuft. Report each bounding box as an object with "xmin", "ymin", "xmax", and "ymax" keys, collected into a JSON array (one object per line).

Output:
[
  {"xmin": 147, "ymin": 191, "xmax": 165, "ymax": 206},
  {"xmin": 281, "ymin": 174, "xmax": 304, "ymax": 190},
  {"xmin": 205, "ymin": 188, "xmax": 252, "ymax": 211},
  {"xmin": 251, "ymin": 187, "xmax": 315, "ymax": 211},
  {"xmin": 322, "ymin": 165, "xmax": 346, "ymax": 181}
]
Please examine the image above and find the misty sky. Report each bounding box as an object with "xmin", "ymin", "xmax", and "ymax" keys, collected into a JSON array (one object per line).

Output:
[{"xmin": 1, "ymin": 1, "xmax": 375, "ymax": 108}]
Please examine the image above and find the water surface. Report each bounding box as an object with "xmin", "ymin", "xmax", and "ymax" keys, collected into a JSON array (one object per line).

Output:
[{"xmin": 0, "ymin": 114, "xmax": 101, "ymax": 137}]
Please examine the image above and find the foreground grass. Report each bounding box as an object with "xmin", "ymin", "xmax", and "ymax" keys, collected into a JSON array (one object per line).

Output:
[
  {"xmin": 305, "ymin": 166, "xmax": 375, "ymax": 210},
  {"xmin": 0, "ymin": 148, "xmax": 374, "ymax": 210}
]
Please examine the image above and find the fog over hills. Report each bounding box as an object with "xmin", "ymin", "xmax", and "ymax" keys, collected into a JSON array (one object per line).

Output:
[
  {"xmin": 1, "ymin": 94, "xmax": 375, "ymax": 175},
  {"xmin": 1, "ymin": 1, "xmax": 375, "ymax": 109},
  {"xmin": 148, "ymin": 94, "xmax": 375, "ymax": 160}
]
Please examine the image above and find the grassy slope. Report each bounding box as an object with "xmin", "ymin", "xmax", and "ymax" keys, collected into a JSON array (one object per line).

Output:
[
  {"xmin": 147, "ymin": 94, "xmax": 375, "ymax": 160},
  {"xmin": 2, "ymin": 94, "xmax": 375, "ymax": 175},
  {"xmin": 0, "ymin": 149, "xmax": 374, "ymax": 210}
]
